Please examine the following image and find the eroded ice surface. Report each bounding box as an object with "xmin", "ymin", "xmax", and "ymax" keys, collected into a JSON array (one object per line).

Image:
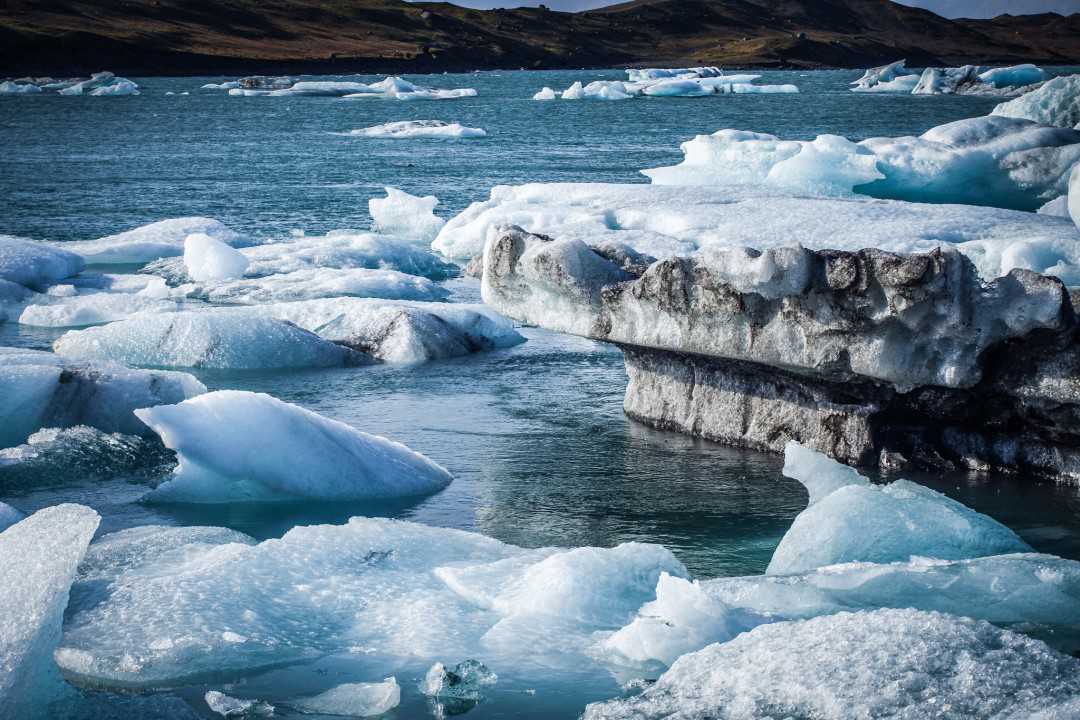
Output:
[
  {"xmin": 0, "ymin": 347, "xmax": 205, "ymax": 448},
  {"xmin": 17, "ymin": 276, "xmax": 178, "ymax": 327},
  {"xmin": 369, "ymin": 187, "xmax": 446, "ymax": 244},
  {"xmin": 0, "ymin": 505, "xmax": 100, "ymax": 718},
  {"xmin": 204, "ymin": 690, "xmax": 273, "ymax": 717},
  {"xmin": 769, "ymin": 443, "xmax": 1031, "ymax": 574},
  {"xmin": 433, "ymin": 182, "xmax": 1080, "ymax": 283},
  {"xmin": 290, "ymin": 678, "xmax": 400, "ymax": 717},
  {"xmin": 53, "ymin": 312, "xmax": 366, "ymax": 370},
  {"xmin": 993, "ymin": 74, "xmax": 1080, "ymax": 129},
  {"xmin": 137, "ymin": 390, "xmax": 454, "ymax": 503},
  {"xmin": 584, "ymin": 609, "xmax": 1080, "ymax": 720},
  {"xmin": 59, "ymin": 218, "xmax": 246, "ymax": 265},
  {"xmin": 643, "ymin": 116, "xmax": 1080, "ymax": 210},
  {"xmin": 56, "ymin": 517, "xmax": 683, "ymax": 686},
  {"xmin": 0, "ymin": 236, "xmax": 84, "ymax": 291},
  {"xmin": 850, "ymin": 60, "xmax": 919, "ymax": 93},
  {"xmin": 349, "ymin": 120, "xmax": 486, "ymax": 139}
]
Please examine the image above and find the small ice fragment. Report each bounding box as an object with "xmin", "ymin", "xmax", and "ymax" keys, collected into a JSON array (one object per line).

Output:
[
  {"xmin": 184, "ymin": 233, "xmax": 249, "ymax": 281},
  {"xmin": 205, "ymin": 690, "xmax": 274, "ymax": 717},
  {"xmin": 291, "ymin": 677, "xmax": 400, "ymax": 717}
]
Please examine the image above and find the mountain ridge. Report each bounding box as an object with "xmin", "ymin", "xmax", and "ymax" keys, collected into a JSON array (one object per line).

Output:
[{"xmin": 2, "ymin": 0, "xmax": 1077, "ymax": 76}]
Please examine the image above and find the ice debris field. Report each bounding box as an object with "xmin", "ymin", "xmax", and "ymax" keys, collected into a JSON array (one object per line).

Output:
[{"xmin": 2, "ymin": 64, "xmax": 1080, "ymax": 719}]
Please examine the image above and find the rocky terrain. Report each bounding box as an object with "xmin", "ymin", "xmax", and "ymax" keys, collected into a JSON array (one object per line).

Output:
[{"xmin": 2, "ymin": 0, "xmax": 1078, "ymax": 76}]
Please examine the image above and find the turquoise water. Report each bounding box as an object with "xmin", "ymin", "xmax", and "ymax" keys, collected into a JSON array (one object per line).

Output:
[{"xmin": 3, "ymin": 68, "xmax": 1080, "ymax": 719}]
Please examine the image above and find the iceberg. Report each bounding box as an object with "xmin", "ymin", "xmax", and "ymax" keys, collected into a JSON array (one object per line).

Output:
[
  {"xmin": 179, "ymin": 266, "xmax": 449, "ymax": 304},
  {"xmin": 183, "ymin": 233, "xmax": 249, "ymax": 281},
  {"xmin": 420, "ymin": 660, "xmax": 497, "ymax": 702},
  {"xmin": 285, "ymin": 80, "xmax": 373, "ymax": 96},
  {"xmin": 850, "ymin": 59, "xmax": 919, "ymax": 93},
  {"xmin": 17, "ymin": 276, "xmax": 177, "ymax": 327},
  {"xmin": 53, "ymin": 311, "xmax": 367, "ymax": 370},
  {"xmin": 59, "ymin": 217, "xmax": 247, "ymax": 265},
  {"xmin": 56, "ymin": 517, "xmax": 679, "ymax": 686},
  {"xmin": 626, "ymin": 67, "xmax": 725, "ymax": 81},
  {"xmin": 584, "ymin": 609, "xmax": 1080, "ymax": 720},
  {"xmin": 562, "ymin": 81, "xmax": 585, "ymax": 100},
  {"xmin": 912, "ymin": 64, "xmax": 983, "ymax": 95},
  {"xmin": 642, "ymin": 79, "xmax": 714, "ymax": 97},
  {"xmin": 1071, "ymin": 162, "xmax": 1080, "ymax": 229},
  {"xmin": 137, "ymin": 390, "xmax": 453, "ymax": 503},
  {"xmin": 0, "ymin": 505, "xmax": 100, "ymax": 718},
  {"xmin": 349, "ymin": 120, "xmax": 486, "ymax": 138},
  {"xmin": 0, "ymin": 236, "xmax": 84, "ymax": 291},
  {"xmin": 0, "ymin": 347, "xmax": 205, "ymax": 448},
  {"xmin": 89, "ymin": 79, "xmax": 139, "ymax": 96},
  {"xmin": 290, "ymin": 678, "xmax": 400, "ymax": 717},
  {"xmin": 433, "ymin": 183, "xmax": 1079, "ymax": 284},
  {"xmin": 994, "ymin": 74, "xmax": 1080, "ymax": 129},
  {"xmin": 0, "ymin": 80, "xmax": 42, "ymax": 94},
  {"xmin": 768, "ymin": 443, "xmax": 1031, "ymax": 574},
  {"xmin": 533, "ymin": 86, "xmax": 557, "ymax": 100},
  {"xmin": 645, "ymin": 115, "xmax": 1080, "ymax": 210},
  {"xmin": 980, "ymin": 63, "xmax": 1047, "ymax": 89},
  {"xmin": 204, "ymin": 691, "xmax": 273, "ymax": 717},
  {"xmin": 369, "ymin": 186, "xmax": 445, "ymax": 243},
  {"xmin": 255, "ymin": 298, "xmax": 526, "ymax": 363},
  {"xmin": 200, "ymin": 81, "xmax": 240, "ymax": 90}
]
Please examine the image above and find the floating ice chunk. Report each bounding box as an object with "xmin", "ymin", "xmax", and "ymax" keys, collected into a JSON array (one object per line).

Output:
[
  {"xmin": 53, "ymin": 312, "xmax": 366, "ymax": 370},
  {"xmin": 57, "ymin": 71, "xmax": 117, "ymax": 96},
  {"xmin": 435, "ymin": 183, "xmax": 1080, "ymax": 282},
  {"xmin": 205, "ymin": 690, "xmax": 273, "ymax": 717},
  {"xmin": 1071, "ymin": 162, "xmax": 1080, "ymax": 230},
  {"xmin": 533, "ymin": 86, "xmax": 557, "ymax": 100},
  {"xmin": 0, "ymin": 505, "xmax": 100, "ymax": 718},
  {"xmin": 182, "ymin": 267, "xmax": 449, "ymax": 304},
  {"xmin": 993, "ymin": 74, "xmax": 1080, "ymax": 129},
  {"xmin": 349, "ymin": 120, "xmax": 486, "ymax": 138},
  {"xmin": 980, "ymin": 64, "xmax": 1047, "ymax": 89},
  {"xmin": 851, "ymin": 60, "xmax": 918, "ymax": 93},
  {"xmin": 0, "ymin": 346, "xmax": 204, "ymax": 448},
  {"xmin": 0, "ymin": 81, "xmax": 42, "ymax": 94},
  {"xmin": 89, "ymin": 78, "xmax": 139, "ymax": 96},
  {"xmin": 60, "ymin": 217, "xmax": 246, "ymax": 265},
  {"xmin": 562, "ymin": 81, "xmax": 585, "ymax": 100},
  {"xmin": 183, "ymin": 233, "xmax": 249, "ymax": 281},
  {"xmin": 602, "ymin": 573, "xmax": 766, "ymax": 668},
  {"xmin": 913, "ymin": 64, "xmax": 982, "ymax": 95},
  {"xmin": 767, "ymin": 443, "xmax": 1031, "ymax": 574},
  {"xmin": 0, "ymin": 502, "xmax": 23, "ymax": 532},
  {"xmin": 137, "ymin": 390, "xmax": 453, "ymax": 503},
  {"xmin": 421, "ymin": 660, "xmax": 496, "ymax": 701},
  {"xmin": 291, "ymin": 678, "xmax": 400, "ymax": 717},
  {"xmin": 0, "ymin": 236, "xmax": 84, "ymax": 291},
  {"xmin": 626, "ymin": 67, "xmax": 724, "ymax": 81},
  {"xmin": 286, "ymin": 80, "xmax": 373, "ymax": 96},
  {"xmin": 201, "ymin": 81, "xmax": 240, "ymax": 90},
  {"xmin": 643, "ymin": 80, "xmax": 713, "ymax": 97},
  {"xmin": 17, "ymin": 279, "xmax": 178, "ymax": 327},
  {"xmin": 257, "ymin": 298, "xmax": 525, "ymax": 363},
  {"xmin": 583, "ymin": 609, "xmax": 1080, "ymax": 720},
  {"xmin": 721, "ymin": 83, "xmax": 799, "ymax": 94},
  {"xmin": 369, "ymin": 186, "xmax": 445, "ymax": 243},
  {"xmin": 57, "ymin": 517, "xmax": 680, "ymax": 687}
]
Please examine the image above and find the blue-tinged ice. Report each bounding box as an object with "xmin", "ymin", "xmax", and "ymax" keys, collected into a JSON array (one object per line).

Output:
[
  {"xmin": 136, "ymin": 389, "xmax": 453, "ymax": 503},
  {"xmin": 369, "ymin": 187, "xmax": 446, "ymax": 244},
  {"xmin": 59, "ymin": 217, "xmax": 248, "ymax": 265},
  {"xmin": 290, "ymin": 678, "xmax": 400, "ymax": 717},
  {"xmin": 0, "ymin": 236, "xmax": 84, "ymax": 291},
  {"xmin": 0, "ymin": 505, "xmax": 100, "ymax": 718},
  {"xmin": 993, "ymin": 74, "xmax": 1080, "ymax": 129}
]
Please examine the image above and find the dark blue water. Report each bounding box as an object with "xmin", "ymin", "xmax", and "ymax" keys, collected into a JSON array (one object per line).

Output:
[{"xmin": 3, "ymin": 68, "xmax": 1080, "ymax": 720}]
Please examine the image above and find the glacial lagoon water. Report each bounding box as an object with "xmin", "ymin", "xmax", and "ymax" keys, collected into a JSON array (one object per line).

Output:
[{"xmin": 3, "ymin": 69, "xmax": 1080, "ymax": 718}]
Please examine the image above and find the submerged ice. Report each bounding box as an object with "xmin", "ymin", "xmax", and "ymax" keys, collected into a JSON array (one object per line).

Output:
[{"xmin": 137, "ymin": 390, "xmax": 453, "ymax": 503}]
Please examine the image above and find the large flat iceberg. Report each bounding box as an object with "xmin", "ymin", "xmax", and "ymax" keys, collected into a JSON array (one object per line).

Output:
[
  {"xmin": 137, "ymin": 390, "xmax": 453, "ymax": 503},
  {"xmin": 585, "ymin": 609, "xmax": 1080, "ymax": 720},
  {"xmin": 0, "ymin": 236, "xmax": 84, "ymax": 291},
  {"xmin": 0, "ymin": 505, "xmax": 100, "ymax": 718},
  {"xmin": 178, "ymin": 266, "xmax": 449, "ymax": 305},
  {"xmin": 349, "ymin": 120, "xmax": 486, "ymax": 139},
  {"xmin": 59, "ymin": 218, "xmax": 247, "ymax": 266}
]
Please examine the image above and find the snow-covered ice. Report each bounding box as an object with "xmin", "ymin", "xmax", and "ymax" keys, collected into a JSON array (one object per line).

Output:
[
  {"xmin": 0, "ymin": 502, "xmax": 23, "ymax": 532},
  {"xmin": 179, "ymin": 267, "xmax": 449, "ymax": 304},
  {"xmin": 183, "ymin": 233, "xmax": 249, "ymax": 281},
  {"xmin": 290, "ymin": 678, "xmax": 400, "ymax": 717},
  {"xmin": 57, "ymin": 72, "xmax": 139, "ymax": 97},
  {"xmin": 533, "ymin": 87, "xmax": 557, "ymax": 100},
  {"xmin": 0, "ymin": 347, "xmax": 205, "ymax": 448},
  {"xmin": 58, "ymin": 217, "xmax": 247, "ymax": 265},
  {"xmin": 369, "ymin": 187, "xmax": 445, "ymax": 243},
  {"xmin": 56, "ymin": 517, "xmax": 683, "ymax": 686},
  {"xmin": 643, "ymin": 116, "xmax": 1080, "ymax": 210},
  {"xmin": 0, "ymin": 81, "xmax": 43, "ymax": 94},
  {"xmin": 53, "ymin": 311, "xmax": 366, "ymax": 370},
  {"xmin": 433, "ymin": 182, "xmax": 1080, "ymax": 284},
  {"xmin": 137, "ymin": 390, "xmax": 453, "ymax": 503},
  {"xmin": 584, "ymin": 609, "xmax": 1080, "ymax": 720},
  {"xmin": 0, "ymin": 505, "xmax": 100, "ymax": 718},
  {"xmin": 16, "ymin": 275, "xmax": 177, "ymax": 327},
  {"xmin": 993, "ymin": 74, "xmax": 1080, "ymax": 129},
  {"xmin": 0, "ymin": 236, "xmax": 84, "ymax": 291},
  {"xmin": 851, "ymin": 60, "xmax": 919, "ymax": 93},
  {"xmin": 349, "ymin": 120, "xmax": 486, "ymax": 138},
  {"xmin": 768, "ymin": 443, "xmax": 1031, "ymax": 574},
  {"xmin": 980, "ymin": 64, "xmax": 1047, "ymax": 89}
]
